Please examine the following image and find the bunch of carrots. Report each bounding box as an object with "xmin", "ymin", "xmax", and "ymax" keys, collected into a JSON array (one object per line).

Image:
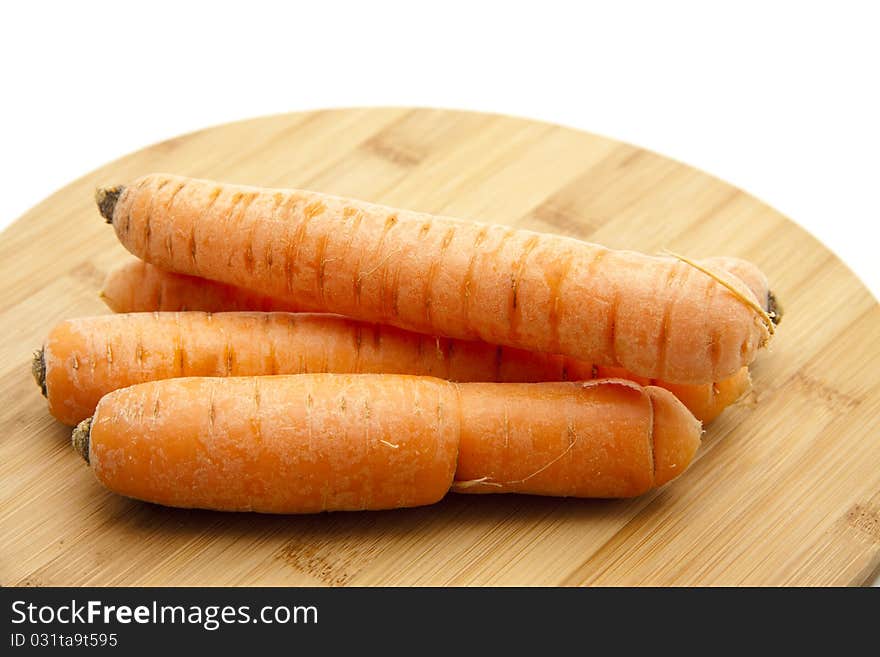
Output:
[{"xmin": 34, "ymin": 173, "xmax": 781, "ymax": 513}]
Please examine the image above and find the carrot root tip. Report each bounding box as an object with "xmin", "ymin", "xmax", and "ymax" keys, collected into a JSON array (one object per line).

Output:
[
  {"xmin": 450, "ymin": 477, "xmax": 502, "ymax": 492},
  {"xmin": 767, "ymin": 291, "xmax": 783, "ymax": 326},
  {"xmin": 72, "ymin": 418, "xmax": 91, "ymax": 464},
  {"xmin": 31, "ymin": 348, "xmax": 47, "ymax": 397},
  {"xmin": 95, "ymin": 185, "xmax": 124, "ymax": 223}
]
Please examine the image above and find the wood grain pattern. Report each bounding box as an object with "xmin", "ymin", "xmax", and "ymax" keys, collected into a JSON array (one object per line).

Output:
[{"xmin": 1, "ymin": 108, "xmax": 878, "ymax": 586}]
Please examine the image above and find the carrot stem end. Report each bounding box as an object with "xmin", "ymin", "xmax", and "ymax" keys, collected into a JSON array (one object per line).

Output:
[
  {"xmin": 72, "ymin": 418, "xmax": 91, "ymax": 464},
  {"xmin": 31, "ymin": 348, "xmax": 47, "ymax": 397},
  {"xmin": 767, "ymin": 291, "xmax": 783, "ymax": 326},
  {"xmin": 96, "ymin": 186, "xmax": 124, "ymax": 223}
]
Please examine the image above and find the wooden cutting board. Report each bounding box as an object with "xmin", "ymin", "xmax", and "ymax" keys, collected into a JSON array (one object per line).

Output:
[{"xmin": 1, "ymin": 108, "xmax": 878, "ymax": 586}]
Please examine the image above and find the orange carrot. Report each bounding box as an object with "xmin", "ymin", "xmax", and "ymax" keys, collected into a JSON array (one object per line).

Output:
[
  {"xmin": 36, "ymin": 312, "xmax": 749, "ymax": 426},
  {"xmin": 98, "ymin": 174, "xmax": 778, "ymax": 384},
  {"xmin": 100, "ymin": 259, "xmax": 297, "ymax": 313},
  {"xmin": 72, "ymin": 374, "xmax": 702, "ymax": 511}
]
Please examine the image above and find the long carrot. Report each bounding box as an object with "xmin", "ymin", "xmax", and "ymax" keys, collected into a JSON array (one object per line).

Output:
[
  {"xmin": 101, "ymin": 259, "xmax": 296, "ymax": 313},
  {"xmin": 36, "ymin": 312, "xmax": 749, "ymax": 426},
  {"xmin": 72, "ymin": 374, "xmax": 702, "ymax": 512},
  {"xmin": 98, "ymin": 174, "xmax": 779, "ymax": 383}
]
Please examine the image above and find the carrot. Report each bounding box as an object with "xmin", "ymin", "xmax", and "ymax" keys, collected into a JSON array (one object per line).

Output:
[
  {"xmin": 72, "ymin": 374, "xmax": 702, "ymax": 511},
  {"xmin": 100, "ymin": 259, "xmax": 297, "ymax": 313},
  {"xmin": 36, "ymin": 312, "xmax": 749, "ymax": 426},
  {"xmin": 98, "ymin": 174, "xmax": 779, "ymax": 384}
]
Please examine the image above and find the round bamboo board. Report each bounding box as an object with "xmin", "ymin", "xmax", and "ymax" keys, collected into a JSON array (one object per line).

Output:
[{"xmin": 1, "ymin": 108, "xmax": 877, "ymax": 586}]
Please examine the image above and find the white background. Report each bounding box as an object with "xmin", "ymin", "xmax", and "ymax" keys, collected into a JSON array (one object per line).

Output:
[
  {"xmin": 1, "ymin": 1, "xmax": 878, "ymax": 298},
  {"xmin": 2, "ymin": 1, "xmax": 878, "ymax": 584}
]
